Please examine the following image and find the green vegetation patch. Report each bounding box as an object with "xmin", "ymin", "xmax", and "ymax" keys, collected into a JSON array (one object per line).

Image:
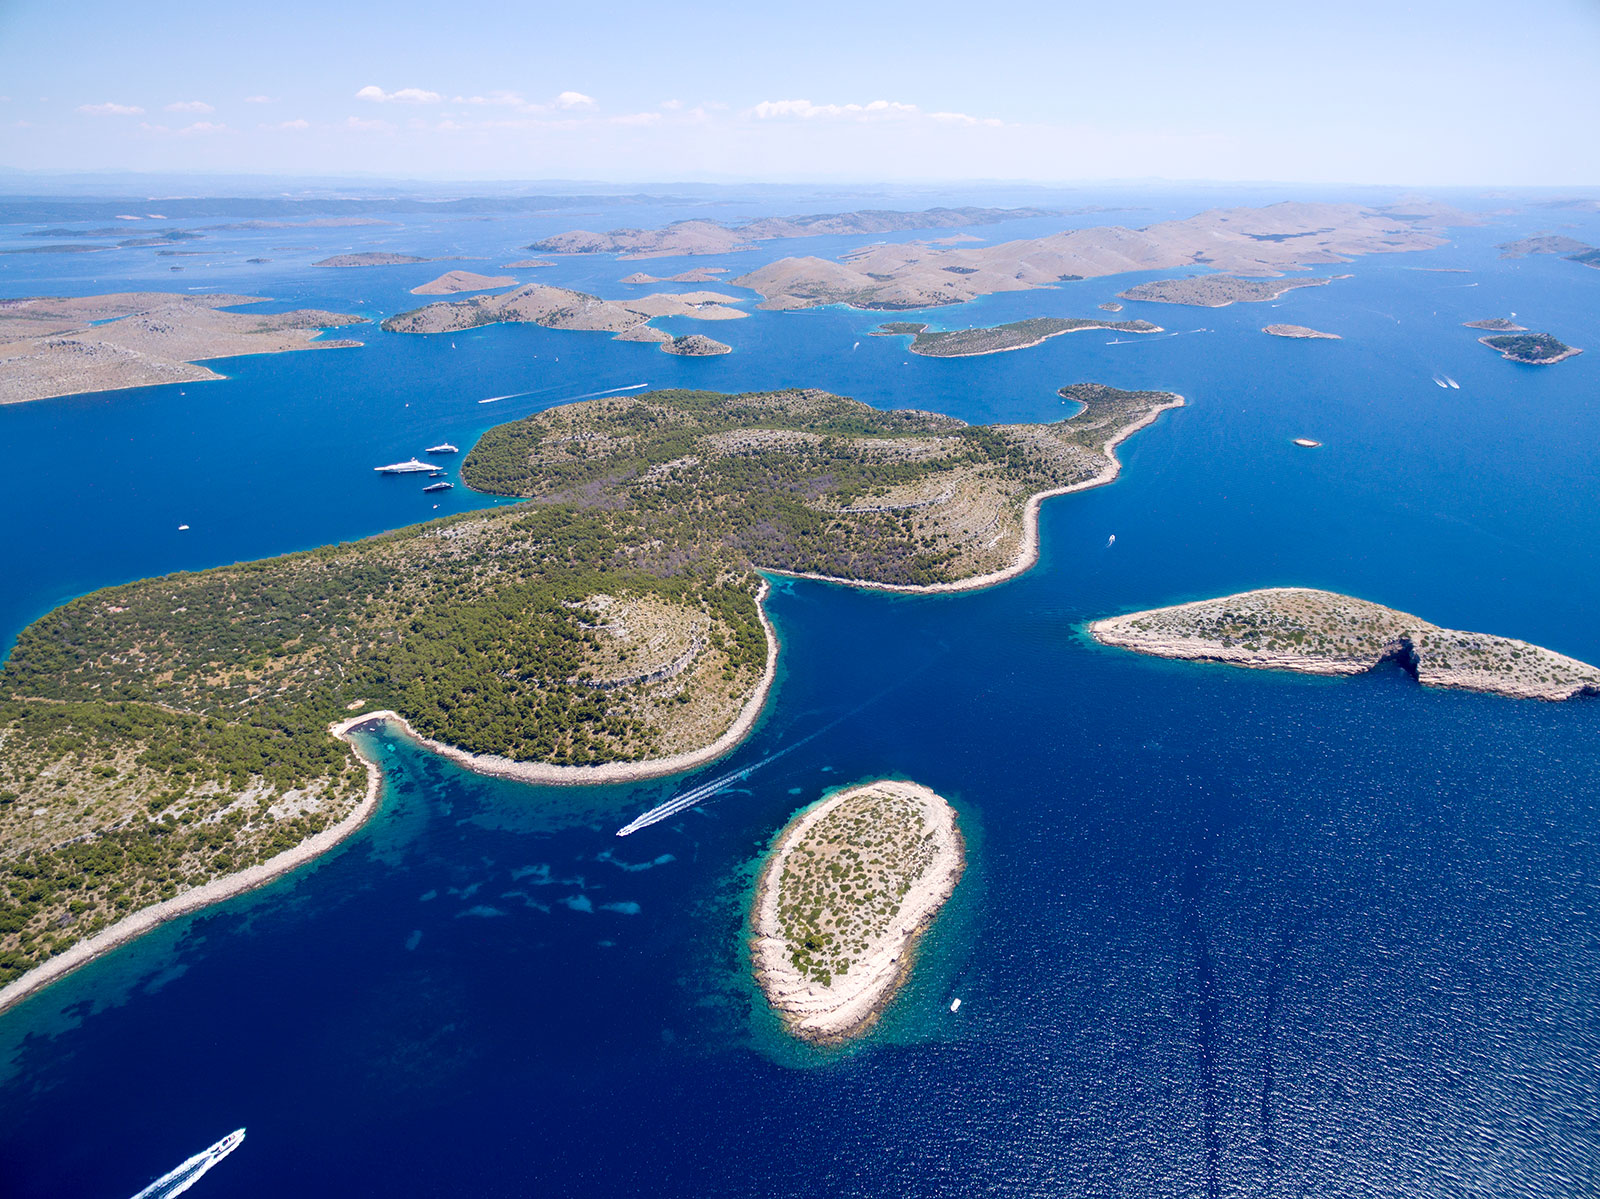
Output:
[{"xmin": 774, "ymin": 787, "xmax": 937, "ymax": 986}]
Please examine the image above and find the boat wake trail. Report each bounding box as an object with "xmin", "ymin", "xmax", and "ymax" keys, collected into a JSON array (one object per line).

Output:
[
  {"xmin": 479, "ymin": 382, "xmax": 648, "ymax": 405},
  {"xmin": 131, "ymin": 1130, "xmax": 245, "ymax": 1199},
  {"xmin": 615, "ymin": 674, "xmax": 915, "ymax": 837}
]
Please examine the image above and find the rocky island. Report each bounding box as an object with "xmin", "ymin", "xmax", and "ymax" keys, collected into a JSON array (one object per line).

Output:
[
  {"xmin": 0, "ymin": 292, "xmax": 366, "ymax": 405},
  {"xmin": 1476, "ymin": 332, "xmax": 1582, "ymax": 365},
  {"xmin": 0, "ymin": 382, "xmax": 1178, "ymax": 1005},
  {"xmin": 313, "ymin": 252, "xmax": 442, "ymax": 267},
  {"xmin": 381, "ymin": 282, "xmax": 747, "ymax": 349},
  {"xmin": 410, "ymin": 270, "xmax": 518, "ymax": 295},
  {"xmin": 872, "ymin": 315, "xmax": 1162, "ymax": 357},
  {"xmin": 1264, "ymin": 324, "xmax": 1341, "ymax": 339},
  {"xmin": 751, "ymin": 780, "xmax": 963, "ymax": 1044},
  {"xmin": 1121, "ymin": 275, "xmax": 1337, "ymax": 307},
  {"xmin": 1462, "ymin": 317, "xmax": 1526, "ymax": 331},
  {"xmin": 1089, "ymin": 588, "xmax": 1600, "ymax": 701},
  {"xmin": 661, "ymin": 333, "xmax": 730, "ymax": 355}
]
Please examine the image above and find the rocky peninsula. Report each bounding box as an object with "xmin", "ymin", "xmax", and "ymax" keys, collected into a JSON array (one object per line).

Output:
[
  {"xmin": 872, "ymin": 316, "xmax": 1161, "ymax": 357},
  {"xmin": 1089, "ymin": 588, "xmax": 1600, "ymax": 701},
  {"xmin": 751, "ymin": 780, "xmax": 963, "ymax": 1044},
  {"xmin": 0, "ymin": 292, "xmax": 366, "ymax": 405},
  {"xmin": 1476, "ymin": 332, "xmax": 1582, "ymax": 365},
  {"xmin": 381, "ymin": 282, "xmax": 747, "ymax": 346},
  {"xmin": 1264, "ymin": 324, "xmax": 1341, "ymax": 339},
  {"xmin": 731, "ymin": 202, "xmax": 1448, "ymax": 311}
]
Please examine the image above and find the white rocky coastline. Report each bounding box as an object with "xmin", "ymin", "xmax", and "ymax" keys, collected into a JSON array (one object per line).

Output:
[{"xmin": 750, "ymin": 780, "xmax": 964, "ymax": 1044}]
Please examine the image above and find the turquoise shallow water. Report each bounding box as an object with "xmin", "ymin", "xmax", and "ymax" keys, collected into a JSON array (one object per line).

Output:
[{"xmin": 1, "ymin": 192, "xmax": 1598, "ymax": 1197}]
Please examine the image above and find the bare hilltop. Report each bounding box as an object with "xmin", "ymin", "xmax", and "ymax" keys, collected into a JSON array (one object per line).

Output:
[{"xmin": 410, "ymin": 270, "xmax": 518, "ymax": 295}]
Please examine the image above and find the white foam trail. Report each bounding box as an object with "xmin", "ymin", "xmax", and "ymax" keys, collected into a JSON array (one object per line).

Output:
[
  {"xmin": 617, "ymin": 679, "xmax": 906, "ymax": 836},
  {"xmin": 1445, "ymin": 376, "xmax": 1459, "ymax": 389},
  {"xmin": 130, "ymin": 1131, "xmax": 245, "ymax": 1199},
  {"xmin": 479, "ymin": 382, "xmax": 647, "ymax": 405}
]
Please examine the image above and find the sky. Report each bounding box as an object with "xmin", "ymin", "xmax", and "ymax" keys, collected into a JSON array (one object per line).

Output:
[{"xmin": 1, "ymin": 0, "xmax": 1597, "ymax": 186}]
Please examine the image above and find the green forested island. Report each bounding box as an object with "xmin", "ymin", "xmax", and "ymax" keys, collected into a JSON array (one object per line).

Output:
[
  {"xmin": 0, "ymin": 384, "xmax": 1178, "ymax": 989},
  {"xmin": 1476, "ymin": 332, "xmax": 1582, "ymax": 365}
]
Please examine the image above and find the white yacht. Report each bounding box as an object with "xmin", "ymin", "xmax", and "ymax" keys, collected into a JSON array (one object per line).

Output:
[{"xmin": 375, "ymin": 458, "xmax": 435, "ymax": 474}]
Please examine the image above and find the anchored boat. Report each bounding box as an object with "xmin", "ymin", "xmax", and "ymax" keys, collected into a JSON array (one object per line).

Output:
[{"xmin": 375, "ymin": 458, "xmax": 435, "ymax": 474}]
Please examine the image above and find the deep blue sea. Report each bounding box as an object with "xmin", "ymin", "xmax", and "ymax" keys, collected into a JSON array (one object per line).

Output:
[{"xmin": 1, "ymin": 189, "xmax": 1598, "ymax": 1197}]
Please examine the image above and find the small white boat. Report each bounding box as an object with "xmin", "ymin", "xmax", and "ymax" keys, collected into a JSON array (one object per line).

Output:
[
  {"xmin": 177, "ymin": 524, "xmax": 190, "ymax": 531},
  {"xmin": 425, "ymin": 443, "xmax": 459, "ymax": 454},
  {"xmin": 949, "ymin": 997, "xmax": 961, "ymax": 1013},
  {"xmin": 1106, "ymin": 534, "xmax": 1116, "ymax": 547}
]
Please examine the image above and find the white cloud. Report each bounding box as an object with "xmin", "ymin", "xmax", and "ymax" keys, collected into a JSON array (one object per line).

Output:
[
  {"xmin": 750, "ymin": 98, "xmax": 1001, "ymax": 127},
  {"xmin": 611, "ymin": 111, "xmax": 661, "ymax": 127},
  {"xmin": 752, "ymin": 98, "xmax": 918, "ymax": 121},
  {"xmin": 179, "ymin": 121, "xmax": 228, "ymax": 135},
  {"xmin": 356, "ymin": 85, "xmax": 442, "ymax": 104},
  {"xmin": 265, "ymin": 118, "xmax": 310, "ymax": 130},
  {"xmin": 555, "ymin": 90, "xmax": 595, "ymax": 109},
  {"xmin": 455, "ymin": 90, "xmax": 529, "ymax": 108},
  {"xmin": 78, "ymin": 101, "xmax": 145, "ymax": 116},
  {"xmin": 660, "ymin": 98, "xmax": 683, "ymax": 110},
  {"xmin": 928, "ymin": 110, "xmax": 1003, "ymax": 128},
  {"xmin": 244, "ymin": 95, "xmax": 275, "ymax": 104},
  {"xmin": 165, "ymin": 100, "xmax": 213, "ymax": 114},
  {"xmin": 344, "ymin": 115, "xmax": 394, "ymax": 132}
]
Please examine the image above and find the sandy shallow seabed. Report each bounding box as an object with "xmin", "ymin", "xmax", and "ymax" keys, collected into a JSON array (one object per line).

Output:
[{"xmin": 750, "ymin": 780, "xmax": 965, "ymax": 1044}]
